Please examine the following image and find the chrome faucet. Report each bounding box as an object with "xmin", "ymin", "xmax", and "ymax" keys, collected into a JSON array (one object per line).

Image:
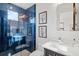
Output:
[
  {"xmin": 59, "ymin": 37, "xmax": 61, "ymax": 40},
  {"xmin": 73, "ymin": 38, "xmax": 76, "ymax": 47},
  {"xmin": 73, "ymin": 38, "xmax": 75, "ymax": 41},
  {"xmin": 58, "ymin": 37, "xmax": 63, "ymax": 44}
]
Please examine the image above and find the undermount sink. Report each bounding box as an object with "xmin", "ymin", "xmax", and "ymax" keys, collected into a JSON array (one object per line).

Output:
[
  {"xmin": 43, "ymin": 41, "xmax": 79, "ymax": 56},
  {"xmin": 49, "ymin": 41, "xmax": 79, "ymax": 52},
  {"xmin": 49, "ymin": 42, "xmax": 68, "ymax": 52},
  {"xmin": 55, "ymin": 44, "xmax": 68, "ymax": 52}
]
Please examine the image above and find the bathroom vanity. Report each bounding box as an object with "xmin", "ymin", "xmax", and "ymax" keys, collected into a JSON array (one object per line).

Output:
[
  {"xmin": 44, "ymin": 48, "xmax": 64, "ymax": 56},
  {"xmin": 43, "ymin": 41, "xmax": 79, "ymax": 56}
]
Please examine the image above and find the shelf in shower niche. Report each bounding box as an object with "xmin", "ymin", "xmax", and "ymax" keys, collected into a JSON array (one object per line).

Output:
[
  {"xmin": 60, "ymin": 28, "xmax": 64, "ymax": 31},
  {"xmin": 59, "ymin": 22, "xmax": 64, "ymax": 24}
]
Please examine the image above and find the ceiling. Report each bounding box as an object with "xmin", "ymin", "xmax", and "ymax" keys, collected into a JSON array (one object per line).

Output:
[{"xmin": 12, "ymin": 3, "xmax": 34, "ymax": 10}]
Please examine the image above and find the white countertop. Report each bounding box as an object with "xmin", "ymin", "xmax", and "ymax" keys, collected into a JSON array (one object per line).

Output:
[{"xmin": 42, "ymin": 41, "xmax": 79, "ymax": 56}]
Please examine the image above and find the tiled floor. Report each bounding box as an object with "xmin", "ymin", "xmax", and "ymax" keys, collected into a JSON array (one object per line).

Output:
[{"xmin": 13, "ymin": 49, "xmax": 31, "ymax": 56}]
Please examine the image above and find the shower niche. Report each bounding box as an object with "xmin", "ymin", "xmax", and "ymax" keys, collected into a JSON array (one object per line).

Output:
[{"xmin": 57, "ymin": 3, "xmax": 79, "ymax": 31}]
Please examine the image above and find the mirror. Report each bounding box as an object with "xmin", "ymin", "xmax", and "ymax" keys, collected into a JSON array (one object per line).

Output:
[{"xmin": 57, "ymin": 3, "xmax": 79, "ymax": 31}]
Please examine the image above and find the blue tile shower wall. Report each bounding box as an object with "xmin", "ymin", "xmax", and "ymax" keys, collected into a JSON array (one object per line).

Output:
[
  {"xmin": 0, "ymin": 3, "xmax": 26, "ymax": 37},
  {"xmin": 0, "ymin": 10, "xmax": 8, "ymax": 53},
  {"xmin": 0, "ymin": 3, "xmax": 7, "ymax": 11},
  {"xmin": 25, "ymin": 4, "xmax": 36, "ymax": 51},
  {"xmin": 0, "ymin": 3, "xmax": 36, "ymax": 52},
  {"xmin": 0, "ymin": 3, "xmax": 26, "ymax": 14},
  {"xmin": 0, "ymin": 3, "xmax": 27, "ymax": 53}
]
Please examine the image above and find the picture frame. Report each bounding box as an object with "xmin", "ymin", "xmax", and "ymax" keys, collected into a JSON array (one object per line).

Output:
[
  {"xmin": 39, "ymin": 11, "xmax": 47, "ymax": 24},
  {"xmin": 38, "ymin": 26, "xmax": 47, "ymax": 38}
]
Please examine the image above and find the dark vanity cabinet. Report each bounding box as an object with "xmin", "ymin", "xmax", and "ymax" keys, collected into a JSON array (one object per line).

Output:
[
  {"xmin": 44, "ymin": 48, "xmax": 65, "ymax": 56},
  {"xmin": 0, "ymin": 10, "xmax": 8, "ymax": 53}
]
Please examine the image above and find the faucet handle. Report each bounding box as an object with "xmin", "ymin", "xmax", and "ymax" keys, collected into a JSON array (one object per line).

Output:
[
  {"xmin": 73, "ymin": 38, "xmax": 75, "ymax": 41},
  {"xmin": 59, "ymin": 37, "xmax": 61, "ymax": 40}
]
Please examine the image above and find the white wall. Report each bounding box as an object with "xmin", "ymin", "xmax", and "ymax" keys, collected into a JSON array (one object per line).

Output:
[{"xmin": 36, "ymin": 3, "xmax": 79, "ymax": 49}]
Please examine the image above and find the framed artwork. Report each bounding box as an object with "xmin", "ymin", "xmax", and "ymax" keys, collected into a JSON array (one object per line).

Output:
[
  {"xmin": 39, "ymin": 11, "xmax": 47, "ymax": 24},
  {"xmin": 38, "ymin": 26, "xmax": 47, "ymax": 38}
]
